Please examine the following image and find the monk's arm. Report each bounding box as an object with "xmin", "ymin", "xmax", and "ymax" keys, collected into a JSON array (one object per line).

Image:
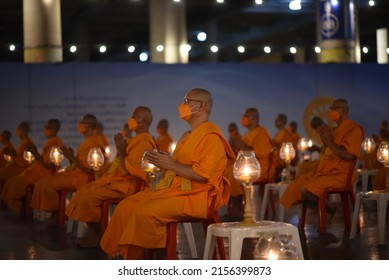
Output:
[
  {"xmin": 27, "ymin": 144, "xmax": 52, "ymax": 169},
  {"xmin": 61, "ymin": 146, "xmax": 93, "ymax": 173},
  {"xmin": 319, "ymin": 126, "xmax": 355, "ymax": 161}
]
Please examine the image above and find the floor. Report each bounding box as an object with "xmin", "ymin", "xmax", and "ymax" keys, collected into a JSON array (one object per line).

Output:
[{"xmin": 0, "ymin": 182, "xmax": 388, "ymax": 260}]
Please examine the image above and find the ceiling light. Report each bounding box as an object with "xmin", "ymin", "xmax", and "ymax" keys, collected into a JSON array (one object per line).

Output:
[
  {"xmin": 173, "ymin": 0, "xmax": 181, "ymax": 2},
  {"xmin": 237, "ymin": 46, "xmax": 245, "ymax": 53},
  {"xmin": 255, "ymin": 0, "xmax": 263, "ymax": 4},
  {"xmin": 264, "ymin": 46, "xmax": 271, "ymax": 53},
  {"xmin": 128, "ymin": 45, "xmax": 135, "ymax": 53},
  {"xmin": 362, "ymin": 47, "xmax": 368, "ymax": 54},
  {"xmin": 9, "ymin": 44, "xmax": 15, "ymax": 52},
  {"xmin": 139, "ymin": 52, "xmax": 148, "ymax": 62},
  {"xmin": 70, "ymin": 45, "xmax": 77, "ymax": 53},
  {"xmin": 290, "ymin": 47, "xmax": 297, "ymax": 54},
  {"xmin": 368, "ymin": 0, "xmax": 375, "ymax": 6},
  {"xmin": 331, "ymin": 0, "xmax": 338, "ymax": 6},
  {"xmin": 289, "ymin": 0, "xmax": 301, "ymax": 11},
  {"xmin": 180, "ymin": 44, "xmax": 191, "ymax": 53},
  {"xmin": 315, "ymin": 46, "xmax": 321, "ymax": 54},
  {"xmin": 156, "ymin": 45, "xmax": 164, "ymax": 52},
  {"xmin": 99, "ymin": 45, "xmax": 107, "ymax": 53},
  {"xmin": 216, "ymin": 0, "xmax": 224, "ymax": 3},
  {"xmin": 197, "ymin": 32, "xmax": 207, "ymax": 42},
  {"xmin": 210, "ymin": 45, "xmax": 219, "ymax": 53},
  {"xmin": 387, "ymin": 48, "xmax": 389, "ymax": 54}
]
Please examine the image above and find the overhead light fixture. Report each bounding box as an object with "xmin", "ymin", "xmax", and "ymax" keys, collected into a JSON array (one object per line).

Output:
[
  {"xmin": 99, "ymin": 45, "xmax": 107, "ymax": 53},
  {"xmin": 368, "ymin": 0, "xmax": 375, "ymax": 6},
  {"xmin": 387, "ymin": 48, "xmax": 389, "ymax": 54},
  {"xmin": 216, "ymin": 0, "xmax": 224, "ymax": 3},
  {"xmin": 290, "ymin": 47, "xmax": 297, "ymax": 54},
  {"xmin": 237, "ymin": 46, "xmax": 245, "ymax": 53},
  {"xmin": 210, "ymin": 45, "xmax": 219, "ymax": 53},
  {"xmin": 173, "ymin": 0, "xmax": 181, "ymax": 2},
  {"xmin": 9, "ymin": 44, "xmax": 15, "ymax": 52},
  {"xmin": 180, "ymin": 44, "xmax": 191, "ymax": 53},
  {"xmin": 315, "ymin": 46, "xmax": 321, "ymax": 54},
  {"xmin": 264, "ymin": 46, "xmax": 271, "ymax": 53},
  {"xmin": 70, "ymin": 45, "xmax": 77, "ymax": 53},
  {"xmin": 289, "ymin": 0, "xmax": 301, "ymax": 11},
  {"xmin": 255, "ymin": 0, "xmax": 263, "ymax": 4},
  {"xmin": 139, "ymin": 52, "xmax": 148, "ymax": 62},
  {"xmin": 128, "ymin": 45, "xmax": 135, "ymax": 53},
  {"xmin": 362, "ymin": 47, "xmax": 369, "ymax": 54},
  {"xmin": 331, "ymin": 0, "xmax": 338, "ymax": 6},
  {"xmin": 156, "ymin": 45, "xmax": 164, "ymax": 52},
  {"xmin": 197, "ymin": 32, "xmax": 207, "ymax": 42}
]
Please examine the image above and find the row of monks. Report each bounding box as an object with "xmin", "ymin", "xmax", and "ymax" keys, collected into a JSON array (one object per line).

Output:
[{"xmin": 0, "ymin": 88, "xmax": 387, "ymax": 259}]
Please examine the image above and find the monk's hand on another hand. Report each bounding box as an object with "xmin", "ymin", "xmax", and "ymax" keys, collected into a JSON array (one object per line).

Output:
[
  {"xmin": 146, "ymin": 151, "xmax": 174, "ymax": 170},
  {"xmin": 61, "ymin": 146, "xmax": 75, "ymax": 161},
  {"xmin": 319, "ymin": 126, "xmax": 333, "ymax": 146},
  {"xmin": 114, "ymin": 133, "xmax": 126, "ymax": 159}
]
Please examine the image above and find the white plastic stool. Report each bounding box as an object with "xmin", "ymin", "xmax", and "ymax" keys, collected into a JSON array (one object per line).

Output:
[
  {"xmin": 203, "ymin": 221, "xmax": 304, "ymax": 260},
  {"xmin": 353, "ymin": 169, "xmax": 378, "ymax": 193},
  {"xmin": 260, "ymin": 183, "xmax": 288, "ymax": 221},
  {"xmin": 182, "ymin": 223, "xmax": 198, "ymax": 259},
  {"xmin": 350, "ymin": 191, "xmax": 389, "ymax": 244},
  {"xmin": 66, "ymin": 220, "xmax": 86, "ymax": 238}
]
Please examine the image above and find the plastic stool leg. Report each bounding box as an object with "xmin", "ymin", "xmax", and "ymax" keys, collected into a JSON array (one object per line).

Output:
[
  {"xmin": 350, "ymin": 193, "xmax": 362, "ymax": 239},
  {"xmin": 183, "ymin": 222, "xmax": 198, "ymax": 259},
  {"xmin": 260, "ymin": 185, "xmax": 269, "ymax": 220}
]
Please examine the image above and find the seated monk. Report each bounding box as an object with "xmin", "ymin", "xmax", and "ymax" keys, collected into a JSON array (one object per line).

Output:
[
  {"xmin": 280, "ymin": 99, "xmax": 364, "ymax": 216},
  {"xmin": 1, "ymin": 119, "xmax": 63, "ymax": 212},
  {"xmin": 0, "ymin": 122, "xmax": 34, "ymax": 194},
  {"xmin": 65, "ymin": 106, "xmax": 156, "ymax": 247},
  {"xmin": 30, "ymin": 114, "xmax": 106, "ymax": 218},
  {"xmin": 0, "ymin": 130, "xmax": 15, "ymax": 169},
  {"xmin": 273, "ymin": 113, "xmax": 294, "ymax": 180},
  {"xmin": 225, "ymin": 108, "xmax": 274, "ymax": 218},
  {"xmin": 100, "ymin": 88, "xmax": 235, "ymax": 259},
  {"xmin": 155, "ymin": 118, "xmax": 173, "ymax": 153}
]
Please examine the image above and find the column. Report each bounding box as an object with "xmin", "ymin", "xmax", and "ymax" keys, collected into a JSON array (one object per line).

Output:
[
  {"xmin": 23, "ymin": 0, "xmax": 63, "ymax": 63},
  {"xmin": 149, "ymin": 0, "xmax": 188, "ymax": 63},
  {"xmin": 377, "ymin": 28, "xmax": 388, "ymax": 64},
  {"xmin": 317, "ymin": 0, "xmax": 359, "ymax": 63}
]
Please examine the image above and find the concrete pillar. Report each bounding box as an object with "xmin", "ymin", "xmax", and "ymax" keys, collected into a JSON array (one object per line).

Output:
[
  {"xmin": 317, "ymin": 0, "xmax": 359, "ymax": 63},
  {"xmin": 23, "ymin": 0, "xmax": 63, "ymax": 63},
  {"xmin": 149, "ymin": 0, "xmax": 188, "ymax": 63},
  {"xmin": 377, "ymin": 28, "xmax": 388, "ymax": 64}
]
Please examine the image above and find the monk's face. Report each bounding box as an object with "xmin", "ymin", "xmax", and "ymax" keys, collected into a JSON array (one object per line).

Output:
[{"xmin": 328, "ymin": 101, "xmax": 347, "ymax": 122}]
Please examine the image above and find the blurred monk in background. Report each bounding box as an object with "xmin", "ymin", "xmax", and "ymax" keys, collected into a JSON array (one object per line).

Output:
[
  {"xmin": 0, "ymin": 122, "xmax": 34, "ymax": 194},
  {"xmin": 30, "ymin": 114, "xmax": 106, "ymax": 219},
  {"xmin": 273, "ymin": 113, "xmax": 294, "ymax": 180},
  {"xmin": 280, "ymin": 99, "xmax": 364, "ymax": 216},
  {"xmin": 225, "ymin": 108, "xmax": 274, "ymax": 219},
  {"xmin": 288, "ymin": 121, "xmax": 300, "ymax": 165},
  {"xmin": 155, "ymin": 118, "xmax": 173, "ymax": 152},
  {"xmin": 1, "ymin": 119, "xmax": 63, "ymax": 212},
  {"xmin": 100, "ymin": 88, "xmax": 234, "ymax": 259},
  {"xmin": 0, "ymin": 130, "xmax": 15, "ymax": 169},
  {"xmin": 66, "ymin": 106, "xmax": 156, "ymax": 247}
]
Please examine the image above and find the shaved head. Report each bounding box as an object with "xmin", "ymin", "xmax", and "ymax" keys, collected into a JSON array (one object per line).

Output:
[
  {"xmin": 245, "ymin": 108, "xmax": 259, "ymax": 121},
  {"xmin": 332, "ymin": 99, "xmax": 349, "ymax": 112},
  {"xmin": 186, "ymin": 88, "xmax": 213, "ymax": 114},
  {"xmin": 133, "ymin": 106, "xmax": 153, "ymax": 126},
  {"xmin": 82, "ymin": 114, "xmax": 98, "ymax": 129}
]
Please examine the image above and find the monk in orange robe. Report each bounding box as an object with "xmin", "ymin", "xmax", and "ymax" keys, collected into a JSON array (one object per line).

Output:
[
  {"xmin": 226, "ymin": 108, "xmax": 274, "ymax": 217},
  {"xmin": 273, "ymin": 113, "xmax": 294, "ymax": 179},
  {"xmin": 280, "ymin": 99, "xmax": 364, "ymax": 215},
  {"xmin": 30, "ymin": 114, "xmax": 105, "ymax": 214},
  {"xmin": 66, "ymin": 106, "xmax": 156, "ymax": 247},
  {"xmin": 100, "ymin": 88, "xmax": 235, "ymax": 259},
  {"xmin": 288, "ymin": 121, "xmax": 300, "ymax": 165},
  {"xmin": 0, "ymin": 122, "xmax": 35, "ymax": 194},
  {"xmin": 0, "ymin": 130, "xmax": 15, "ymax": 168},
  {"xmin": 1, "ymin": 119, "xmax": 64, "ymax": 212},
  {"xmin": 155, "ymin": 118, "xmax": 173, "ymax": 152},
  {"xmin": 121, "ymin": 123, "xmax": 133, "ymax": 142}
]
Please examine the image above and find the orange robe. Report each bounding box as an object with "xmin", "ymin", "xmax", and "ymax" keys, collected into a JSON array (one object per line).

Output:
[
  {"xmin": 155, "ymin": 133, "xmax": 173, "ymax": 153},
  {"xmin": 0, "ymin": 137, "xmax": 35, "ymax": 184},
  {"xmin": 226, "ymin": 126, "xmax": 274, "ymax": 197},
  {"xmin": 273, "ymin": 127, "xmax": 294, "ymax": 170},
  {"xmin": 30, "ymin": 135, "xmax": 104, "ymax": 211},
  {"xmin": 1, "ymin": 137, "xmax": 63, "ymax": 211},
  {"xmin": 65, "ymin": 133, "xmax": 156, "ymax": 223},
  {"xmin": 0, "ymin": 142, "xmax": 15, "ymax": 168},
  {"xmin": 100, "ymin": 122, "xmax": 235, "ymax": 259},
  {"xmin": 280, "ymin": 119, "xmax": 364, "ymax": 208}
]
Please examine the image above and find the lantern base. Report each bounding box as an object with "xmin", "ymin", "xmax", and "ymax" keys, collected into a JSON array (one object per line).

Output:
[{"xmin": 240, "ymin": 184, "xmax": 256, "ymax": 225}]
